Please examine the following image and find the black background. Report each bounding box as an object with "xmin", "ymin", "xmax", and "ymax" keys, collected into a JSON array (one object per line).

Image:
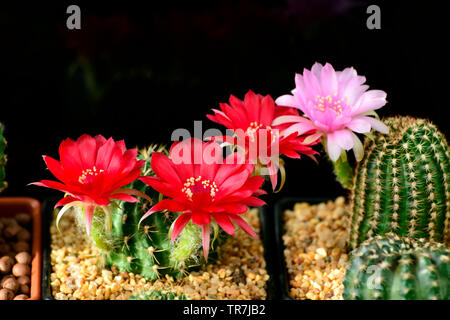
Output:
[{"xmin": 1, "ymin": 0, "xmax": 448, "ymax": 204}]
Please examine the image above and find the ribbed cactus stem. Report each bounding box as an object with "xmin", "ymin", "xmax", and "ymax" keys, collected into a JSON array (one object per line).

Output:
[
  {"xmin": 349, "ymin": 117, "xmax": 450, "ymax": 249},
  {"xmin": 343, "ymin": 236, "xmax": 449, "ymax": 300}
]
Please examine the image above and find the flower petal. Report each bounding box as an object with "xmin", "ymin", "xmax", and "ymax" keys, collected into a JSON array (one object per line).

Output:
[
  {"xmin": 170, "ymin": 213, "xmax": 192, "ymax": 243},
  {"xmin": 229, "ymin": 215, "xmax": 257, "ymax": 238},
  {"xmin": 346, "ymin": 118, "xmax": 372, "ymax": 133}
]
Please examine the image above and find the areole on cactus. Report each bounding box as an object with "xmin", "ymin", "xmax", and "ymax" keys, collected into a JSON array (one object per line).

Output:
[{"xmin": 345, "ymin": 116, "xmax": 450, "ymax": 249}]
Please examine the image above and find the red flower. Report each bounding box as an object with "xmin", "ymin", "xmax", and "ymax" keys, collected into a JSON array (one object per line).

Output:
[
  {"xmin": 31, "ymin": 134, "xmax": 149, "ymax": 235},
  {"xmin": 207, "ymin": 90, "xmax": 320, "ymax": 190},
  {"xmin": 139, "ymin": 138, "xmax": 266, "ymax": 260}
]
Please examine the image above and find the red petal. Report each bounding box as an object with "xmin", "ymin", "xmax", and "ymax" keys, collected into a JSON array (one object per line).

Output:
[
  {"xmin": 151, "ymin": 152, "xmax": 182, "ymax": 186},
  {"xmin": 95, "ymin": 138, "xmax": 116, "ymax": 170},
  {"xmin": 191, "ymin": 212, "xmax": 211, "ymax": 225},
  {"xmin": 229, "ymin": 215, "xmax": 258, "ymax": 238},
  {"xmin": 171, "ymin": 213, "xmax": 192, "ymax": 243},
  {"xmin": 84, "ymin": 204, "xmax": 95, "ymax": 236},
  {"xmin": 76, "ymin": 134, "xmax": 98, "ymax": 168},
  {"xmin": 43, "ymin": 155, "xmax": 69, "ymax": 184},
  {"xmin": 109, "ymin": 193, "xmax": 139, "ymax": 203},
  {"xmin": 139, "ymin": 176, "xmax": 182, "ymax": 199},
  {"xmin": 202, "ymin": 224, "xmax": 211, "ymax": 260},
  {"xmin": 259, "ymin": 94, "xmax": 275, "ymax": 126},
  {"xmin": 213, "ymin": 214, "xmax": 235, "ymax": 235},
  {"xmin": 59, "ymin": 138, "xmax": 83, "ymax": 174},
  {"xmin": 241, "ymin": 197, "xmax": 266, "ymax": 207},
  {"xmin": 220, "ymin": 203, "xmax": 248, "ymax": 214},
  {"xmin": 30, "ymin": 179, "xmax": 82, "ymax": 196},
  {"xmin": 54, "ymin": 196, "xmax": 79, "ymax": 208}
]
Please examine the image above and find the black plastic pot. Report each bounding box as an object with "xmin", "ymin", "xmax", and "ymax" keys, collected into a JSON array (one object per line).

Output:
[
  {"xmin": 41, "ymin": 197, "xmax": 278, "ymax": 300},
  {"xmin": 272, "ymin": 197, "xmax": 332, "ymax": 300},
  {"xmin": 41, "ymin": 197, "xmax": 56, "ymax": 300}
]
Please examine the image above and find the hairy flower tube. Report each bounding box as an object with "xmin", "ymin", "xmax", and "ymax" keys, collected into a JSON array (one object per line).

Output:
[
  {"xmin": 275, "ymin": 62, "xmax": 389, "ymax": 162},
  {"xmin": 139, "ymin": 138, "xmax": 266, "ymax": 260},
  {"xmin": 207, "ymin": 90, "xmax": 320, "ymax": 190},
  {"xmin": 31, "ymin": 134, "xmax": 150, "ymax": 235}
]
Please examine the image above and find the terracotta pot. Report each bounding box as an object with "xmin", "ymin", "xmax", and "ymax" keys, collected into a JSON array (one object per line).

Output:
[{"xmin": 0, "ymin": 197, "xmax": 42, "ymax": 300}]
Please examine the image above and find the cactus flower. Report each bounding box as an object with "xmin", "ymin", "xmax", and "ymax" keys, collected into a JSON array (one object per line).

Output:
[
  {"xmin": 139, "ymin": 138, "xmax": 266, "ymax": 260},
  {"xmin": 207, "ymin": 90, "xmax": 320, "ymax": 190},
  {"xmin": 275, "ymin": 62, "xmax": 389, "ymax": 162},
  {"xmin": 31, "ymin": 134, "xmax": 150, "ymax": 235}
]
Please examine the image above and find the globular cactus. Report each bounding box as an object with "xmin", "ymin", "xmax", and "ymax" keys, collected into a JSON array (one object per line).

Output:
[
  {"xmin": 347, "ymin": 116, "xmax": 450, "ymax": 249},
  {"xmin": 343, "ymin": 235, "xmax": 449, "ymax": 300},
  {"xmin": 0, "ymin": 123, "xmax": 7, "ymax": 193},
  {"xmin": 88, "ymin": 145, "xmax": 226, "ymax": 280},
  {"xmin": 130, "ymin": 290, "xmax": 187, "ymax": 300}
]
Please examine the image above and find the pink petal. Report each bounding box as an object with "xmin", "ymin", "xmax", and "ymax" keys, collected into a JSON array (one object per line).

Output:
[
  {"xmin": 320, "ymin": 63, "xmax": 338, "ymax": 94},
  {"xmin": 346, "ymin": 118, "xmax": 371, "ymax": 133},
  {"xmin": 330, "ymin": 129, "xmax": 354, "ymax": 151},
  {"xmin": 326, "ymin": 134, "xmax": 342, "ymax": 162},
  {"xmin": 275, "ymin": 94, "xmax": 297, "ymax": 107},
  {"xmin": 362, "ymin": 116, "xmax": 390, "ymax": 134},
  {"xmin": 352, "ymin": 90, "xmax": 387, "ymax": 115}
]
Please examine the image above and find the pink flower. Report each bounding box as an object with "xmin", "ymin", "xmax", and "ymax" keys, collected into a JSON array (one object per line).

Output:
[{"xmin": 275, "ymin": 62, "xmax": 388, "ymax": 162}]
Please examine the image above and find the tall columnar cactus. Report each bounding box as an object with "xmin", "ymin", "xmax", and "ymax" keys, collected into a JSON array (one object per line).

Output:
[
  {"xmin": 346, "ymin": 116, "xmax": 450, "ymax": 249},
  {"xmin": 343, "ymin": 236, "xmax": 449, "ymax": 300},
  {"xmin": 88, "ymin": 145, "xmax": 226, "ymax": 280},
  {"xmin": 0, "ymin": 123, "xmax": 7, "ymax": 193}
]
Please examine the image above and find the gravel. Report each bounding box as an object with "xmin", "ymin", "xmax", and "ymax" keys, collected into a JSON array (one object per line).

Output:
[
  {"xmin": 50, "ymin": 208, "xmax": 268, "ymax": 300},
  {"xmin": 282, "ymin": 197, "xmax": 349, "ymax": 300}
]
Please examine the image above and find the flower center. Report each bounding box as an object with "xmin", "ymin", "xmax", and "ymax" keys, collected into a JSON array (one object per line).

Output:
[
  {"xmin": 181, "ymin": 176, "xmax": 218, "ymax": 200},
  {"xmin": 78, "ymin": 166, "xmax": 105, "ymax": 184},
  {"xmin": 313, "ymin": 93, "xmax": 349, "ymax": 116},
  {"xmin": 246, "ymin": 122, "xmax": 276, "ymax": 143}
]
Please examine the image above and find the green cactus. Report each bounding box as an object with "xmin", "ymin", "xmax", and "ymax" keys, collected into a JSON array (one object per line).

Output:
[
  {"xmin": 343, "ymin": 235, "xmax": 449, "ymax": 300},
  {"xmin": 0, "ymin": 123, "xmax": 7, "ymax": 193},
  {"xmin": 130, "ymin": 290, "xmax": 187, "ymax": 300},
  {"xmin": 88, "ymin": 145, "xmax": 226, "ymax": 280},
  {"xmin": 347, "ymin": 116, "xmax": 450, "ymax": 249}
]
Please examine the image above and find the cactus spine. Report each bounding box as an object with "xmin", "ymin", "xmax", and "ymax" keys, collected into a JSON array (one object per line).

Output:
[
  {"xmin": 348, "ymin": 117, "xmax": 450, "ymax": 249},
  {"xmin": 88, "ymin": 145, "xmax": 225, "ymax": 280},
  {"xmin": 343, "ymin": 236, "xmax": 449, "ymax": 300},
  {"xmin": 0, "ymin": 123, "xmax": 7, "ymax": 193}
]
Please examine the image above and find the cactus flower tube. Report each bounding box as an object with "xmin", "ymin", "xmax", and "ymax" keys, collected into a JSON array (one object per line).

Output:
[
  {"xmin": 31, "ymin": 134, "xmax": 150, "ymax": 235},
  {"xmin": 276, "ymin": 62, "xmax": 389, "ymax": 163},
  {"xmin": 207, "ymin": 90, "xmax": 320, "ymax": 190},
  {"xmin": 139, "ymin": 138, "xmax": 266, "ymax": 260}
]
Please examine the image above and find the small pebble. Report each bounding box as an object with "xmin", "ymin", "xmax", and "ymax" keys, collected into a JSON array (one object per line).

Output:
[{"xmin": 283, "ymin": 197, "xmax": 349, "ymax": 300}]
